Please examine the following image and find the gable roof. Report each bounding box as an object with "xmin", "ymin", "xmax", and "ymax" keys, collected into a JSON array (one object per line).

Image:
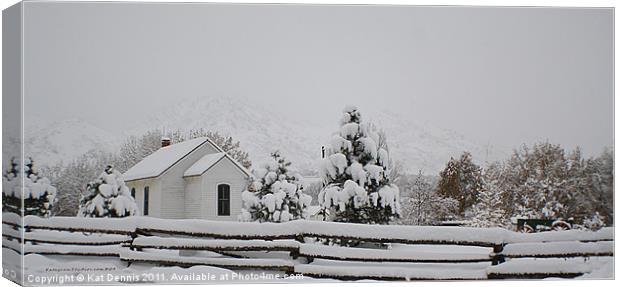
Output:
[
  {"xmin": 123, "ymin": 137, "xmax": 221, "ymax": 182},
  {"xmin": 183, "ymin": 152, "xmax": 251, "ymax": 178}
]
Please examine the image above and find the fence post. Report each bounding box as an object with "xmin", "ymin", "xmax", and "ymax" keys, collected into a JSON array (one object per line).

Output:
[
  {"xmin": 290, "ymin": 234, "xmax": 304, "ymax": 260},
  {"xmin": 492, "ymin": 244, "xmax": 505, "ymax": 265},
  {"xmin": 129, "ymin": 231, "xmax": 137, "ymax": 251}
]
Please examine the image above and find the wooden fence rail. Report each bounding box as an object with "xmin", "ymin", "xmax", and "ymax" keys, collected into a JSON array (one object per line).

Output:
[{"xmin": 1, "ymin": 214, "xmax": 614, "ymax": 280}]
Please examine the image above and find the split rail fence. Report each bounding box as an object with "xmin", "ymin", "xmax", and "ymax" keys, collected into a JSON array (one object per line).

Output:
[{"xmin": 2, "ymin": 214, "xmax": 614, "ymax": 280}]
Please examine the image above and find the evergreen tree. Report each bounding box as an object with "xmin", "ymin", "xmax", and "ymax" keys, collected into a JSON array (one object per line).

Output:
[
  {"xmin": 371, "ymin": 123, "xmax": 403, "ymax": 185},
  {"xmin": 436, "ymin": 158, "xmax": 460, "ymax": 205},
  {"xmin": 317, "ymin": 106, "xmax": 401, "ymax": 224},
  {"xmin": 437, "ymin": 152, "xmax": 484, "ymax": 216},
  {"xmin": 42, "ymin": 150, "xmax": 118, "ymax": 216},
  {"xmin": 469, "ymin": 177, "xmax": 506, "ymax": 228},
  {"xmin": 2, "ymin": 158, "xmax": 21, "ymax": 215},
  {"xmin": 2, "ymin": 158, "xmax": 57, "ymax": 217},
  {"xmin": 239, "ymin": 151, "xmax": 312, "ymax": 222},
  {"xmin": 78, "ymin": 165, "xmax": 138, "ymax": 218}
]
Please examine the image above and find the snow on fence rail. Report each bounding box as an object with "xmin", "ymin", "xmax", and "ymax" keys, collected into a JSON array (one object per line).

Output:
[
  {"xmin": 507, "ymin": 228, "xmax": 614, "ymax": 243},
  {"xmin": 18, "ymin": 215, "xmax": 137, "ymax": 235},
  {"xmin": 297, "ymin": 243, "xmax": 492, "ymax": 263},
  {"xmin": 131, "ymin": 237, "xmax": 300, "ymax": 252},
  {"xmin": 1, "ymin": 214, "xmax": 614, "ymax": 280},
  {"xmin": 500, "ymin": 241, "xmax": 614, "ymax": 258},
  {"xmin": 486, "ymin": 258, "xmax": 598, "ymax": 279},
  {"xmin": 4, "ymin": 215, "xmax": 613, "ymax": 245},
  {"xmin": 119, "ymin": 249, "xmax": 295, "ymax": 272},
  {"xmin": 2, "ymin": 213, "xmax": 134, "ymax": 256},
  {"xmin": 134, "ymin": 218, "xmax": 509, "ymax": 246}
]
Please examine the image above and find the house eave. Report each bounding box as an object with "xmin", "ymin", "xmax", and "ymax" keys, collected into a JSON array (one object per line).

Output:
[
  {"xmin": 125, "ymin": 175, "xmax": 159, "ymax": 183},
  {"xmin": 181, "ymin": 155, "xmax": 250, "ymax": 179}
]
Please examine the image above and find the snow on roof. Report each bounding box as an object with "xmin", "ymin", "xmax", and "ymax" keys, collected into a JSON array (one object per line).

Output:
[
  {"xmin": 183, "ymin": 152, "xmax": 251, "ymax": 178},
  {"xmin": 183, "ymin": 152, "xmax": 225, "ymax": 177},
  {"xmin": 123, "ymin": 137, "xmax": 212, "ymax": 182}
]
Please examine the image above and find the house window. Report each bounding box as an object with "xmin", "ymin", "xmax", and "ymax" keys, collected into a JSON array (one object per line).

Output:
[
  {"xmin": 143, "ymin": 186, "xmax": 149, "ymax": 216},
  {"xmin": 130, "ymin": 188, "xmax": 136, "ymax": 198},
  {"xmin": 217, "ymin": 184, "xmax": 230, "ymax": 216}
]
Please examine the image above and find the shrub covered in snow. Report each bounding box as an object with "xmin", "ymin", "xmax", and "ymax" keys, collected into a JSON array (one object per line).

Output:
[
  {"xmin": 579, "ymin": 212, "xmax": 606, "ymax": 231},
  {"xmin": 317, "ymin": 106, "xmax": 401, "ymax": 224},
  {"xmin": 78, "ymin": 165, "xmax": 138, "ymax": 218},
  {"xmin": 239, "ymin": 151, "xmax": 312, "ymax": 223},
  {"xmin": 400, "ymin": 171, "xmax": 458, "ymax": 226},
  {"xmin": 2, "ymin": 158, "xmax": 57, "ymax": 217}
]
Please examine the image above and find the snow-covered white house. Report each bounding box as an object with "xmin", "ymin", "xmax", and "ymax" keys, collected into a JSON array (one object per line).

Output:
[{"xmin": 123, "ymin": 137, "xmax": 251, "ymax": 220}]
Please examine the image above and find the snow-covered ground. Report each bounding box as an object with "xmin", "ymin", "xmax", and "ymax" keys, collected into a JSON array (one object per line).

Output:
[
  {"xmin": 2, "ymin": 242, "xmax": 613, "ymax": 285},
  {"xmin": 3, "ymin": 248, "xmax": 327, "ymax": 285}
]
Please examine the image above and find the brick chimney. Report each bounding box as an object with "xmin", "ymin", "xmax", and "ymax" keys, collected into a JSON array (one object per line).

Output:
[{"xmin": 161, "ymin": 137, "xmax": 171, "ymax": 148}]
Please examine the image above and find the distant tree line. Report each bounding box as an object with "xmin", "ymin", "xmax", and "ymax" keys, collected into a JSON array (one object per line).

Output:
[
  {"xmin": 9, "ymin": 114, "xmax": 613, "ymax": 231},
  {"xmin": 398, "ymin": 143, "xmax": 613, "ymax": 230}
]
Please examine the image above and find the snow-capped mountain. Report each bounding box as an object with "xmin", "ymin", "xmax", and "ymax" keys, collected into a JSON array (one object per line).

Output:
[
  {"xmin": 22, "ymin": 95, "xmax": 507, "ymax": 175},
  {"xmin": 132, "ymin": 95, "xmax": 508, "ymax": 175},
  {"xmin": 23, "ymin": 118, "xmax": 121, "ymax": 166},
  {"xmin": 129, "ymin": 95, "xmax": 327, "ymax": 174},
  {"xmin": 365, "ymin": 112, "xmax": 507, "ymax": 174}
]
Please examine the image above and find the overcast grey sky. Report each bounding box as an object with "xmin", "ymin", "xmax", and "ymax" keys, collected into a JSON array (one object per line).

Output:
[{"xmin": 23, "ymin": 3, "xmax": 613, "ymax": 155}]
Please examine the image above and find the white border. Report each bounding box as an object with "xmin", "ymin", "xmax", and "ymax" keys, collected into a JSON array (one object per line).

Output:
[
  {"xmin": 0, "ymin": 1, "xmax": 616, "ymax": 287},
  {"xmin": 1, "ymin": 0, "xmax": 617, "ymax": 7}
]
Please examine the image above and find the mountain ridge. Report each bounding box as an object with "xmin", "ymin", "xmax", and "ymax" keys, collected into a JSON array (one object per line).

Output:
[{"xmin": 23, "ymin": 96, "xmax": 508, "ymax": 175}]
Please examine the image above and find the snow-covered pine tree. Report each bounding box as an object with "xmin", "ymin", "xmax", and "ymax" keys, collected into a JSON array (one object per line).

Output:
[
  {"xmin": 239, "ymin": 151, "xmax": 312, "ymax": 222},
  {"xmin": 317, "ymin": 106, "xmax": 401, "ymax": 224},
  {"xmin": 2, "ymin": 158, "xmax": 57, "ymax": 217},
  {"xmin": 77, "ymin": 165, "xmax": 138, "ymax": 218},
  {"xmin": 371, "ymin": 123, "xmax": 403, "ymax": 186},
  {"xmin": 2, "ymin": 158, "xmax": 21, "ymax": 215},
  {"xmin": 42, "ymin": 150, "xmax": 118, "ymax": 216},
  {"xmin": 469, "ymin": 178, "xmax": 506, "ymax": 228}
]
